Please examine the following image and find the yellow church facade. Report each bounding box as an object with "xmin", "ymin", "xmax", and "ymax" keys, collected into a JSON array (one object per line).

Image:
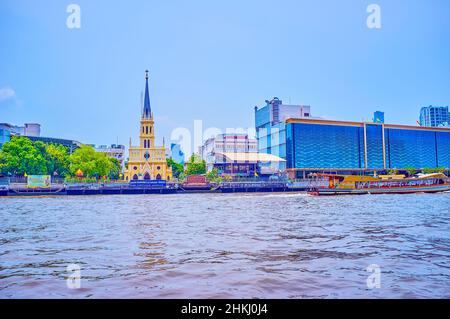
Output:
[{"xmin": 124, "ymin": 71, "xmax": 172, "ymax": 181}]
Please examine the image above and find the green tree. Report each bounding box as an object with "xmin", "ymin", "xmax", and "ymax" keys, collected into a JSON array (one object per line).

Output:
[
  {"xmin": 405, "ymin": 167, "xmax": 417, "ymax": 177},
  {"xmin": 206, "ymin": 168, "xmax": 223, "ymax": 183},
  {"xmin": 185, "ymin": 153, "xmax": 206, "ymax": 176},
  {"xmin": 423, "ymin": 167, "xmax": 445, "ymax": 174},
  {"xmin": 0, "ymin": 137, "xmax": 47, "ymax": 176},
  {"xmin": 108, "ymin": 157, "xmax": 122, "ymax": 180},
  {"xmin": 167, "ymin": 158, "xmax": 184, "ymax": 178},
  {"xmin": 387, "ymin": 169, "xmax": 398, "ymax": 175},
  {"xmin": 68, "ymin": 145, "xmax": 114, "ymax": 179},
  {"xmin": 35, "ymin": 142, "xmax": 70, "ymax": 177}
]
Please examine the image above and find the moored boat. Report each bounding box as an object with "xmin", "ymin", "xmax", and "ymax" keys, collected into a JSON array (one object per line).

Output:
[{"xmin": 308, "ymin": 173, "xmax": 450, "ymax": 196}]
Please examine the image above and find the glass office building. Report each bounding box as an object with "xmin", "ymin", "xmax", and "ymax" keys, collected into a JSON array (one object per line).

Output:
[
  {"xmin": 255, "ymin": 98, "xmax": 312, "ymax": 170},
  {"xmin": 0, "ymin": 127, "xmax": 11, "ymax": 148},
  {"xmin": 285, "ymin": 119, "xmax": 450, "ymax": 178},
  {"xmin": 420, "ymin": 106, "xmax": 449, "ymax": 127}
]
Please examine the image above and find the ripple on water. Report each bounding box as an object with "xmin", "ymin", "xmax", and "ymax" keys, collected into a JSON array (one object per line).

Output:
[{"xmin": 0, "ymin": 193, "xmax": 449, "ymax": 298}]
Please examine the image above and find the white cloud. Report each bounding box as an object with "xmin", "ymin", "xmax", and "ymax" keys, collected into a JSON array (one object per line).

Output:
[{"xmin": 0, "ymin": 86, "xmax": 16, "ymax": 103}]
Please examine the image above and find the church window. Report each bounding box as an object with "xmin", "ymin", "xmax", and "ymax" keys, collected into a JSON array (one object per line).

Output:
[{"xmin": 146, "ymin": 126, "xmax": 148, "ymax": 134}]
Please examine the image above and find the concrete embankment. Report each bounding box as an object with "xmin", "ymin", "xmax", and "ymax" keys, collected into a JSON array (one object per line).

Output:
[{"xmin": 3, "ymin": 182, "xmax": 315, "ymax": 196}]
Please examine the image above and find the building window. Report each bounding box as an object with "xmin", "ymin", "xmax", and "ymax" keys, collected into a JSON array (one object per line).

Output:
[
  {"xmin": 157, "ymin": 166, "xmax": 161, "ymax": 170},
  {"xmin": 146, "ymin": 126, "xmax": 148, "ymax": 134},
  {"xmin": 133, "ymin": 166, "xmax": 137, "ymax": 170}
]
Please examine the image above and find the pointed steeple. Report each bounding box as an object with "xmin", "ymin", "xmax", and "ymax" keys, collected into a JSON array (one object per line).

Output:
[{"xmin": 143, "ymin": 70, "xmax": 152, "ymax": 119}]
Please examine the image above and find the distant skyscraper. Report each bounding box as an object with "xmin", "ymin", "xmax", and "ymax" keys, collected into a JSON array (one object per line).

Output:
[
  {"xmin": 373, "ymin": 111, "xmax": 385, "ymax": 124},
  {"xmin": 420, "ymin": 106, "xmax": 449, "ymax": 127},
  {"xmin": 170, "ymin": 143, "xmax": 185, "ymax": 164}
]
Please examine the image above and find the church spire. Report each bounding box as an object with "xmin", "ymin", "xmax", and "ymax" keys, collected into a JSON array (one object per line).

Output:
[{"xmin": 143, "ymin": 70, "xmax": 152, "ymax": 119}]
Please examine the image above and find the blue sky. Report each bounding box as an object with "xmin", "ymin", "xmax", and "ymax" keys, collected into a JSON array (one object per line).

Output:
[{"xmin": 0, "ymin": 0, "xmax": 449, "ymax": 147}]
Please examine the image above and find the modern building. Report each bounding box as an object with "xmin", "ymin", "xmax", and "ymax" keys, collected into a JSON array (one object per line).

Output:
[
  {"xmin": 0, "ymin": 122, "xmax": 82, "ymax": 153},
  {"xmin": 0, "ymin": 123, "xmax": 41, "ymax": 147},
  {"xmin": 254, "ymin": 97, "xmax": 313, "ymax": 170},
  {"xmin": 198, "ymin": 133, "xmax": 285, "ymax": 176},
  {"xmin": 170, "ymin": 143, "xmax": 185, "ymax": 164},
  {"xmin": 420, "ymin": 106, "xmax": 449, "ymax": 127},
  {"xmin": 95, "ymin": 144, "xmax": 125, "ymax": 168},
  {"xmin": 373, "ymin": 111, "xmax": 385, "ymax": 124},
  {"xmin": 124, "ymin": 71, "xmax": 172, "ymax": 181},
  {"xmin": 0, "ymin": 125, "xmax": 11, "ymax": 148},
  {"xmin": 284, "ymin": 118, "xmax": 450, "ymax": 178},
  {"xmin": 27, "ymin": 136, "xmax": 81, "ymax": 154},
  {"xmin": 209, "ymin": 152, "xmax": 286, "ymax": 177},
  {"xmin": 199, "ymin": 133, "xmax": 258, "ymax": 172}
]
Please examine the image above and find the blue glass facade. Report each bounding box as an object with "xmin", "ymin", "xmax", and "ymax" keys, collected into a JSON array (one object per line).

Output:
[
  {"xmin": 0, "ymin": 128, "xmax": 11, "ymax": 148},
  {"xmin": 366, "ymin": 124, "xmax": 384, "ymax": 169},
  {"xmin": 385, "ymin": 129, "xmax": 437, "ymax": 169},
  {"xmin": 255, "ymin": 105, "xmax": 287, "ymax": 170},
  {"xmin": 286, "ymin": 121, "xmax": 450, "ymax": 171},
  {"xmin": 286, "ymin": 123, "xmax": 364, "ymax": 169},
  {"xmin": 436, "ymin": 132, "xmax": 450, "ymax": 168}
]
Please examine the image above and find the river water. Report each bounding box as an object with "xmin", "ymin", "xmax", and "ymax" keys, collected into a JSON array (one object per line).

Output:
[{"xmin": 0, "ymin": 193, "xmax": 449, "ymax": 298}]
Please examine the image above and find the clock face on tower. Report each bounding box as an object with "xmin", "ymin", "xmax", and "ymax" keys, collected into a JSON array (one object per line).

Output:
[{"xmin": 144, "ymin": 152, "xmax": 150, "ymax": 161}]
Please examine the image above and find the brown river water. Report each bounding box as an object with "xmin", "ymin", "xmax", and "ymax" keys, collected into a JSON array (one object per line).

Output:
[{"xmin": 0, "ymin": 193, "xmax": 449, "ymax": 298}]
